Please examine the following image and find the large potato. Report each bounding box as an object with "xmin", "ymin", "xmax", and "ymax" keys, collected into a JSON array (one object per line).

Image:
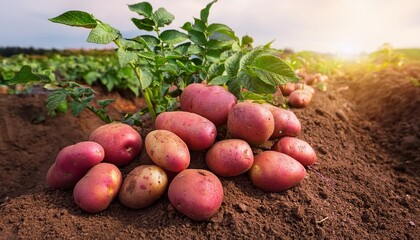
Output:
[
  {"xmin": 73, "ymin": 163, "xmax": 122, "ymax": 213},
  {"xmin": 155, "ymin": 111, "xmax": 217, "ymax": 151},
  {"xmin": 118, "ymin": 165, "xmax": 168, "ymax": 209},
  {"xmin": 180, "ymin": 83, "xmax": 237, "ymax": 127},
  {"xmin": 249, "ymin": 151, "xmax": 306, "ymax": 192},
  {"xmin": 272, "ymin": 137, "xmax": 317, "ymax": 166},
  {"xmin": 227, "ymin": 102, "xmax": 274, "ymax": 146},
  {"xmin": 89, "ymin": 122, "xmax": 142, "ymax": 166},
  {"xmin": 288, "ymin": 89, "xmax": 313, "ymax": 108},
  {"xmin": 168, "ymin": 169, "xmax": 224, "ymax": 221},
  {"xmin": 205, "ymin": 139, "xmax": 254, "ymax": 177},
  {"xmin": 261, "ymin": 104, "xmax": 301, "ymax": 139},
  {"xmin": 46, "ymin": 141, "xmax": 104, "ymax": 189},
  {"xmin": 145, "ymin": 130, "xmax": 190, "ymax": 172}
]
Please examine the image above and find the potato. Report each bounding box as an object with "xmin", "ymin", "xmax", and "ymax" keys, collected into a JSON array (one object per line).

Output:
[
  {"xmin": 180, "ymin": 83, "xmax": 237, "ymax": 127},
  {"xmin": 205, "ymin": 139, "xmax": 254, "ymax": 177},
  {"xmin": 46, "ymin": 141, "xmax": 105, "ymax": 189},
  {"xmin": 89, "ymin": 122, "xmax": 142, "ymax": 166},
  {"xmin": 279, "ymin": 83, "xmax": 296, "ymax": 96},
  {"xmin": 73, "ymin": 163, "xmax": 122, "ymax": 213},
  {"xmin": 261, "ymin": 104, "xmax": 301, "ymax": 139},
  {"xmin": 288, "ymin": 89, "xmax": 313, "ymax": 108},
  {"xmin": 145, "ymin": 130, "xmax": 190, "ymax": 172},
  {"xmin": 168, "ymin": 169, "xmax": 223, "ymax": 221},
  {"xmin": 155, "ymin": 111, "xmax": 217, "ymax": 151},
  {"xmin": 249, "ymin": 151, "xmax": 306, "ymax": 192},
  {"xmin": 272, "ymin": 137, "xmax": 317, "ymax": 166},
  {"xmin": 118, "ymin": 165, "xmax": 168, "ymax": 209},
  {"xmin": 227, "ymin": 102, "xmax": 274, "ymax": 146}
]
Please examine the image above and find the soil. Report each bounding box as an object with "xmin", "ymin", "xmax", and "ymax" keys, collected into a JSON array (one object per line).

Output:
[{"xmin": 0, "ymin": 65, "xmax": 419, "ymax": 240}]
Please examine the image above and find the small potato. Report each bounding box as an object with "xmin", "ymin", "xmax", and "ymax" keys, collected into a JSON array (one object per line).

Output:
[
  {"xmin": 145, "ymin": 130, "xmax": 190, "ymax": 172},
  {"xmin": 180, "ymin": 83, "xmax": 237, "ymax": 127},
  {"xmin": 118, "ymin": 165, "xmax": 168, "ymax": 209},
  {"xmin": 272, "ymin": 137, "xmax": 317, "ymax": 166},
  {"xmin": 249, "ymin": 151, "xmax": 306, "ymax": 192},
  {"xmin": 168, "ymin": 169, "xmax": 223, "ymax": 221},
  {"xmin": 73, "ymin": 163, "xmax": 122, "ymax": 213},
  {"xmin": 205, "ymin": 139, "xmax": 254, "ymax": 177},
  {"xmin": 261, "ymin": 104, "xmax": 302, "ymax": 139},
  {"xmin": 288, "ymin": 89, "xmax": 313, "ymax": 108},
  {"xmin": 89, "ymin": 122, "xmax": 142, "ymax": 166},
  {"xmin": 279, "ymin": 83, "xmax": 296, "ymax": 96},
  {"xmin": 155, "ymin": 111, "xmax": 217, "ymax": 151},
  {"xmin": 46, "ymin": 141, "xmax": 105, "ymax": 189},
  {"xmin": 227, "ymin": 102, "xmax": 274, "ymax": 146}
]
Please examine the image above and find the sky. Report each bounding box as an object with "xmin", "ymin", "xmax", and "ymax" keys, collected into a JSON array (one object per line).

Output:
[{"xmin": 1, "ymin": 0, "xmax": 419, "ymax": 56}]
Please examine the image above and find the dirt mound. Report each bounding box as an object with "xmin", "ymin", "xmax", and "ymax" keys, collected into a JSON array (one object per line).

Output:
[{"xmin": 0, "ymin": 70, "xmax": 419, "ymax": 239}]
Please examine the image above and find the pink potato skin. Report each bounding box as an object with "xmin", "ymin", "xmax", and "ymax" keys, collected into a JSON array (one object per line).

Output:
[
  {"xmin": 272, "ymin": 137, "xmax": 317, "ymax": 166},
  {"xmin": 118, "ymin": 165, "xmax": 168, "ymax": 209},
  {"xmin": 227, "ymin": 102, "xmax": 274, "ymax": 146},
  {"xmin": 205, "ymin": 139, "xmax": 254, "ymax": 177},
  {"xmin": 288, "ymin": 89, "xmax": 313, "ymax": 108},
  {"xmin": 180, "ymin": 83, "xmax": 237, "ymax": 127},
  {"xmin": 168, "ymin": 169, "xmax": 224, "ymax": 221},
  {"xmin": 145, "ymin": 130, "xmax": 190, "ymax": 172},
  {"xmin": 261, "ymin": 104, "xmax": 302, "ymax": 139},
  {"xmin": 73, "ymin": 163, "xmax": 122, "ymax": 213},
  {"xmin": 46, "ymin": 141, "xmax": 105, "ymax": 189},
  {"xmin": 155, "ymin": 111, "xmax": 217, "ymax": 151},
  {"xmin": 280, "ymin": 83, "xmax": 296, "ymax": 96},
  {"xmin": 89, "ymin": 122, "xmax": 142, "ymax": 166},
  {"xmin": 249, "ymin": 151, "xmax": 306, "ymax": 192}
]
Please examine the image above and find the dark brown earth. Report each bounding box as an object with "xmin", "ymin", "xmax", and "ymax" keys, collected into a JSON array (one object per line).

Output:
[{"xmin": 0, "ymin": 65, "xmax": 419, "ymax": 239}]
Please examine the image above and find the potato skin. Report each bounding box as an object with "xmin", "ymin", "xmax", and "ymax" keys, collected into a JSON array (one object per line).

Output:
[
  {"xmin": 261, "ymin": 104, "xmax": 301, "ymax": 139},
  {"xmin": 227, "ymin": 102, "xmax": 275, "ymax": 146},
  {"xmin": 272, "ymin": 137, "xmax": 317, "ymax": 166},
  {"xmin": 145, "ymin": 130, "xmax": 190, "ymax": 172},
  {"xmin": 118, "ymin": 165, "xmax": 168, "ymax": 209},
  {"xmin": 168, "ymin": 169, "xmax": 224, "ymax": 221},
  {"xmin": 288, "ymin": 89, "xmax": 313, "ymax": 108},
  {"xmin": 205, "ymin": 139, "xmax": 254, "ymax": 177},
  {"xmin": 73, "ymin": 163, "xmax": 122, "ymax": 213},
  {"xmin": 180, "ymin": 83, "xmax": 237, "ymax": 127},
  {"xmin": 249, "ymin": 151, "xmax": 306, "ymax": 192},
  {"xmin": 155, "ymin": 111, "xmax": 217, "ymax": 151},
  {"xmin": 89, "ymin": 122, "xmax": 142, "ymax": 166},
  {"xmin": 46, "ymin": 141, "xmax": 105, "ymax": 189}
]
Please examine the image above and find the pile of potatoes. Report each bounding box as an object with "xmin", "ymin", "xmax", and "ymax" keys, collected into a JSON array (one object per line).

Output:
[{"xmin": 46, "ymin": 83, "xmax": 318, "ymax": 221}]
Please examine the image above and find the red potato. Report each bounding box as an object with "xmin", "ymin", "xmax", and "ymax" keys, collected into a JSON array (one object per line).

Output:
[
  {"xmin": 155, "ymin": 111, "xmax": 217, "ymax": 151},
  {"xmin": 205, "ymin": 139, "xmax": 254, "ymax": 177},
  {"xmin": 145, "ymin": 130, "xmax": 190, "ymax": 172},
  {"xmin": 279, "ymin": 83, "xmax": 296, "ymax": 96},
  {"xmin": 227, "ymin": 102, "xmax": 274, "ymax": 146},
  {"xmin": 168, "ymin": 169, "xmax": 223, "ymax": 221},
  {"xmin": 46, "ymin": 141, "xmax": 105, "ymax": 189},
  {"xmin": 249, "ymin": 151, "xmax": 306, "ymax": 192},
  {"xmin": 180, "ymin": 83, "xmax": 237, "ymax": 127},
  {"xmin": 73, "ymin": 163, "xmax": 122, "ymax": 213},
  {"xmin": 272, "ymin": 137, "xmax": 317, "ymax": 166},
  {"xmin": 89, "ymin": 122, "xmax": 142, "ymax": 166},
  {"xmin": 261, "ymin": 104, "xmax": 301, "ymax": 139},
  {"xmin": 118, "ymin": 165, "xmax": 168, "ymax": 209},
  {"xmin": 288, "ymin": 89, "xmax": 313, "ymax": 108}
]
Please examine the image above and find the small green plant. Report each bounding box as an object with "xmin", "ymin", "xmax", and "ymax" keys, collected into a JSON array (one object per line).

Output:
[{"xmin": 7, "ymin": 1, "xmax": 299, "ymax": 125}]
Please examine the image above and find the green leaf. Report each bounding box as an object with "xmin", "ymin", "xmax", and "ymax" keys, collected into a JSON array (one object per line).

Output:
[
  {"xmin": 208, "ymin": 75, "xmax": 229, "ymax": 85},
  {"xmin": 117, "ymin": 48, "xmax": 138, "ymax": 67},
  {"xmin": 174, "ymin": 42, "xmax": 191, "ymax": 55},
  {"xmin": 188, "ymin": 29, "xmax": 207, "ymax": 46},
  {"xmin": 208, "ymin": 23, "xmax": 237, "ymax": 40},
  {"xmin": 6, "ymin": 65, "xmax": 50, "ymax": 85},
  {"xmin": 87, "ymin": 23, "xmax": 119, "ymax": 44},
  {"xmin": 193, "ymin": 18, "xmax": 206, "ymax": 32},
  {"xmin": 128, "ymin": 2, "xmax": 153, "ymax": 17},
  {"xmin": 250, "ymin": 55, "xmax": 300, "ymax": 86},
  {"xmin": 46, "ymin": 90, "xmax": 69, "ymax": 115},
  {"xmin": 49, "ymin": 11, "xmax": 97, "ymax": 28},
  {"xmin": 132, "ymin": 35, "xmax": 160, "ymax": 50},
  {"xmin": 83, "ymin": 71, "xmax": 101, "ymax": 85},
  {"xmin": 139, "ymin": 68, "xmax": 153, "ymax": 90},
  {"xmin": 131, "ymin": 18, "xmax": 154, "ymax": 31},
  {"xmin": 227, "ymin": 77, "xmax": 242, "ymax": 98},
  {"xmin": 153, "ymin": 8, "xmax": 174, "ymax": 27},
  {"xmin": 206, "ymin": 39, "xmax": 235, "ymax": 50},
  {"xmin": 160, "ymin": 30, "xmax": 189, "ymax": 45},
  {"xmin": 243, "ymin": 74, "xmax": 276, "ymax": 94},
  {"xmin": 181, "ymin": 22, "xmax": 193, "ymax": 31},
  {"xmin": 200, "ymin": 0, "xmax": 217, "ymax": 23},
  {"xmin": 225, "ymin": 51, "xmax": 243, "ymax": 78},
  {"xmin": 98, "ymin": 99, "xmax": 116, "ymax": 108}
]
